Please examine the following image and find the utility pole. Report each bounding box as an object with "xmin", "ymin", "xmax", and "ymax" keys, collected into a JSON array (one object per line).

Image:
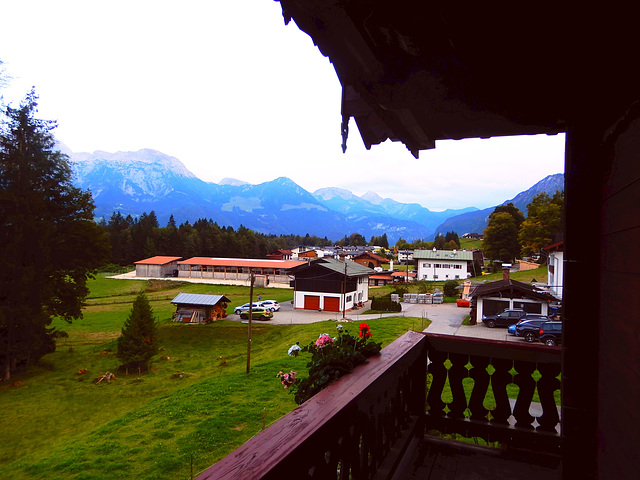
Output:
[
  {"xmin": 342, "ymin": 260, "xmax": 347, "ymax": 321},
  {"xmin": 246, "ymin": 269, "xmax": 254, "ymax": 374}
]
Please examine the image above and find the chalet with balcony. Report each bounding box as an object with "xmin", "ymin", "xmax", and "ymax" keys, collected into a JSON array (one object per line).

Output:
[{"xmin": 289, "ymin": 258, "xmax": 373, "ymax": 311}]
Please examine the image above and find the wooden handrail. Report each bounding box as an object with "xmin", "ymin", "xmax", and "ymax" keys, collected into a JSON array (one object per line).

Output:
[
  {"xmin": 197, "ymin": 332, "xmax": 563, "ymax": 479},
  {"xmin": 196, "ymin": 331, "xmax": 427, "ymax": 480}
]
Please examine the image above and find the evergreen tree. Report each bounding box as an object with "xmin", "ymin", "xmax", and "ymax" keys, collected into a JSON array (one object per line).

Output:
[
  {"xmin": 433, "ymin": 234, "xmax": 446, "ymax": 250},
  {"xmin": 116, "ymin": 293, "xmax": 158, "ymax": 373},
  {"xmin": 445, "ymin": 231, "xmax": 461, "ymax": 248},
  {"xmin": 0, "ymin": 91, "xmax": 108, "ymax": 380}
]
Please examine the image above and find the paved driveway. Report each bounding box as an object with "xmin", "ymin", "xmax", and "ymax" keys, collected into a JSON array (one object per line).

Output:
[{"xmin": 237, "ymin": 300, "xmax": 525, "ymax": 343}]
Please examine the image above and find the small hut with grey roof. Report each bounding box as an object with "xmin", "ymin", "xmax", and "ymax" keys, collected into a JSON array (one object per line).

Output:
[{"xmin": 170, "ymin": 293, "xmax": 230, "ymax": 323}]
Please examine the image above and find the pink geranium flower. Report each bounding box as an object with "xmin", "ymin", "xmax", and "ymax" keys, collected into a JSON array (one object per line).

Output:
[{"xmin": 315, "ymin": 333, "xmax": 334, "ymax": 348}]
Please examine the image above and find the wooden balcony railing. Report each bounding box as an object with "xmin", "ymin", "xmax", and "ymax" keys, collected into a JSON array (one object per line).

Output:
[
  {"xmin": 196, "ymin": 331, "xmax": 428, "ymax": 480},
  {"xmin": 423, "ymin": 333, "xmax": 562, "ymax": 453},
  {"xmin": 196, "ymin": 331, "xmax": 562, "ymax": 479}
]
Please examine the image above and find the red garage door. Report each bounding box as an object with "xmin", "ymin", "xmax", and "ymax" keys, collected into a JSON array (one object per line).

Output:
[
  {"xmin": 324, "ymin": 297, "xmax": 340, "ymax": 312},
  {"xmin": 304, "ymin": 295, "xmax": 320, "ymax": 310}
]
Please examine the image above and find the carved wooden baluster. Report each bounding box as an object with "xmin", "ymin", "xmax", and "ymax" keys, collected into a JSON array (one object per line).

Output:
[
  {"xmin": 536, "ymin": 361, "xmax": 561, "ymax": 432},
  {"xmin": 340, "ymin": 420, "xmax": 358, "ymax": 480},
  {"xmin": 468, "ymin": 354, "xmax": 491, "ymax": 421},
  {"xmin": 490, "ymin": 357, "xmax": 513, "ymax": 424},
  {"xmin": 426, "ymin": 350, "xmax": 448, "ymax": 416},
  {"xmin": 447, "ymin": 352, "xmax": 469, "ymax": 418},
  {"xmin": 512, "ymin": 360, "xmax": 536, "ymax": 428}
]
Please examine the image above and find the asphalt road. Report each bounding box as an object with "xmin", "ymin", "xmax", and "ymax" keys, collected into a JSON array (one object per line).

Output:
[{"xmin": 233, "ymin": 300, "xmax": 525, "ymax": 343}]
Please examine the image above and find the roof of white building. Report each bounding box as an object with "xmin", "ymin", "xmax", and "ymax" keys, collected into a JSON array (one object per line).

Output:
[{"xmin": 413, "ymin": 249, "xmax": 474, "ymax": 261}]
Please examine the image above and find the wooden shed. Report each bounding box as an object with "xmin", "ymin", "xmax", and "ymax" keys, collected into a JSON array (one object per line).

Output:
[{"xmin": 170, "ymin": 293, "xmax": 230, "ymax": 323}]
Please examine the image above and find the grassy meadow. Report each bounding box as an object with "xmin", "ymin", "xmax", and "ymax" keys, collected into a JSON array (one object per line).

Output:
[{"xmin": 0, "ymin": 275, "xmax": 423, "ymax": 480}]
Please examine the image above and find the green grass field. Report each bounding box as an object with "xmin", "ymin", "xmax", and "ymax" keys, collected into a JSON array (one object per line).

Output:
[{"xmin": 0, "ymin": 275, "xmax": 425, "ymax": 480}]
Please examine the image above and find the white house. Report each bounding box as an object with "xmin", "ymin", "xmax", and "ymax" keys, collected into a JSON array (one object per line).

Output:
[
  {"xmin": 397, "ymin": 250, "xmax": 414, "ymax": 262},
  {"xmin": 544, "ymin": 241, "xmax": 564, "ymax": 299},
  {"xmin": 414, "ymin": 249, "xmax": 474, "ymax": 281}
]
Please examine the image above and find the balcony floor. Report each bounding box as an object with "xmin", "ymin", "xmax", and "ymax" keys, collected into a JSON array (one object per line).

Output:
[{"xmin": 398, "ymin": 436, "xmax": 562, "ymax": 480}]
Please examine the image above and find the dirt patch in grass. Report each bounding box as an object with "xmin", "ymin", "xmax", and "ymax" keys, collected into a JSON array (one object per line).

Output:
[{"xmin": 62, "ymin": 331, "xmax": 121, "ymax": 345}]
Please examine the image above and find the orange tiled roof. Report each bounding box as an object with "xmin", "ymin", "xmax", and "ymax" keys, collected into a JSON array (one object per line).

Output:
[
  {"xmin": 391, "ymin": 271, "xmax": 417, "ymax": 277},
  {"xmin": 178, "ymin": 257, "xmax": 307, "ymax": 269},
  {"xmin": 135, "ymin": 256, "xmax": 182, "ymax": 265}
]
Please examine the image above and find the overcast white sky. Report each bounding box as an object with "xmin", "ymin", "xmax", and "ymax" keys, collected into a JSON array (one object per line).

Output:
[{"xmin": 0, "ymin": 0, "xmax": 565, "ymax": 211}]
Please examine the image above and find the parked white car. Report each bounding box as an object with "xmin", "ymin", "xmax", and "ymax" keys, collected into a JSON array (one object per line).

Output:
[
  {"xmin": 234, "ymin": 303, "xmax": 260, "ymax": 315},
  {"xmin": 259, "ymin": 300, "xmax": 280, "ymax": 312}
]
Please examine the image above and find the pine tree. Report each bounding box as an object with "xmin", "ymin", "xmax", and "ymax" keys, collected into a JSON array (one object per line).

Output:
[
  {"xmin": 116, "ymin": 293, "xmax": 158, "ymax": 373},
  {"xmin": 0, "ymin": 91, "xmax": 108, "ymax": 381}
]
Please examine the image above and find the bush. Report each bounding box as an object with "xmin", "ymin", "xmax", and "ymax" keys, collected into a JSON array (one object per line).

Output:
[
  {"xmin": 371, "ymin": 296, "xmax": 402, "ymax": 312},
  {"xmin": 443, "ymin": 280, "xmax": 459, "ymax": 297}
]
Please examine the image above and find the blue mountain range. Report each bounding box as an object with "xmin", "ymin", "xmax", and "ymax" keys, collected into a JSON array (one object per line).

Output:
[{"xmin": 68, "ymin": 147, "xmax": 564, "ymax": 244}]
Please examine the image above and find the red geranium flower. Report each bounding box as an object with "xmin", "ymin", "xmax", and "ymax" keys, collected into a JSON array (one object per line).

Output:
[{"xmin": 359, "ymin": 322, "xmax": 372, "ymax": 339}]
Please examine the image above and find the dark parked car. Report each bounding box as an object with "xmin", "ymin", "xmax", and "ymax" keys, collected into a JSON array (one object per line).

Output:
[
  {"xmin": 481, "ymin": 309, "xmax": 527, "ymax": 328},
  {"xmin": 539, "ymin": 321, "xmax": 563, "ymax": 346},
  {"xmin": 515, "ymin": 315, "xmax": 553, "ymax": 341}
]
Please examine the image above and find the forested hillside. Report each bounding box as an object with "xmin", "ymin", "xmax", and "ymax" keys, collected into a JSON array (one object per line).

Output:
[{"xmin": 101, "ymin": 211, "xmax": 332, "ymax": 265}]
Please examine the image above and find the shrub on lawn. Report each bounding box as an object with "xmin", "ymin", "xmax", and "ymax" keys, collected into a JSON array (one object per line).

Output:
[
  {"xmin": 371, "ymin": 295, "xmax": 402, "ymax": 312},
  {"xmin": 443, "ymin": 280, "xmax": 459, "ymax": 297}
]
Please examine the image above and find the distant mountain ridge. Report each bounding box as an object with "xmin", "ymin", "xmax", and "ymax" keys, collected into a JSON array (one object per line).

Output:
[
  {"xmin": 66, "ymin": 145, "xmax": 564, "ymax": 243},
  {"xmin": 434, "ymin": 173, "xmax": 565, "ymax": 235}
]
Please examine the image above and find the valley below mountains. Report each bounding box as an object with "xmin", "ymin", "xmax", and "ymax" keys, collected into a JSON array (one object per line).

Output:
[{"xmin": 67, "ymin": 146, "xmax": 564, "ymax": 244}]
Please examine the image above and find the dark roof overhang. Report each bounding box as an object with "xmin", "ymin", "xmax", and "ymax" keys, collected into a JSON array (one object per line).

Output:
[{"xmin": 278, "ymin": 0, "xmax": 639, "ymax": 156}]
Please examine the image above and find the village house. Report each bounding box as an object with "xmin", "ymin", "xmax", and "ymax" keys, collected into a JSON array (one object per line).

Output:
[
  {"xmin": 469, "ymin": 267, "xmax": 555, "ymax": 322},
  {"xmin": 296, "ymin": 249, "xmax": 318, "ymax": 260},
  {"xmin": 545, "ymin": 241, "xmax": 564, "ymax": 299},
  {"xmin": 134, "ymin": 256, "xmax": 181, "ymax": 277},
  {"xmin": 170, "ymin": 293, "xmax": 230, "ymax": 323},
  {"xmin": 266, "ymin": 249, "xmax": 293, "ymax": 260},
  {"xmin": 289, "ymin": 257, "xmax": 373, "ymax": 312},
  {"xmin": 414, "ymin": 249, "xmax": 474, "ymax": 281},
  {"xmin": 352, "ymin": 250, "xmax": 387, "ymax": 269},
  {"xmin": 397, "ymin": 250, "xmax": 414, "ymax": 262}
]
